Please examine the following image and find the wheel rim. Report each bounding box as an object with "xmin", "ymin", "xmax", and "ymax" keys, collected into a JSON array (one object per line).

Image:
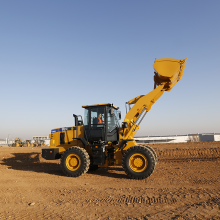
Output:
[
  {"xmin": 129, "ymin": 153, "xmax": 147, "ymax": 172},
  {"xmin": 66, "ymin": 154, "xmax": 81, "ymax": 171}
]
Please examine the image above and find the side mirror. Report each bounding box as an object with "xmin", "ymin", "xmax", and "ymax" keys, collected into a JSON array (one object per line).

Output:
[{"xmin": 78, "ymin": 120, "xmax": 83, "ymax": 126}]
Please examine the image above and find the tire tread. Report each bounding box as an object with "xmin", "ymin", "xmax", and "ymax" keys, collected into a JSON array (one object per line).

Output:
[
  {"xmin": 122, "ymin": 145, "xmax": 156, "ymax": 180},
  {"xmin": 61, "ymin": 146, "xmax": 90, "ymax": 177}
]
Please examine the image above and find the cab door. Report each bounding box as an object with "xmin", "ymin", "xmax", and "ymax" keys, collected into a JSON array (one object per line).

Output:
[
  {"xmin": 84, "ymin": 107, "xmax": 106, "ymax": 142},
  {"xmin": 106, "ymin": 107, "xmax": 119, "ymax": 142}
]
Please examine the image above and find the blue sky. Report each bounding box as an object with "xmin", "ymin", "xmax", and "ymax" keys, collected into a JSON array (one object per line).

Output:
[{"xmin": 0, "ymin": 0, "xmax": 219, "ymax": 140}]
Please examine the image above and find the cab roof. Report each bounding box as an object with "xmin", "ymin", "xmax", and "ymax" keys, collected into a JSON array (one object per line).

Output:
[{"xmin": 82, "ymin": 103, "xmax": 119, "ymax": 110}]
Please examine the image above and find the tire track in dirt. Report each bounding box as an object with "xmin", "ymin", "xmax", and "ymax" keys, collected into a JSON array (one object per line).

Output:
[
  {"xmin": 85, "ymin": 189, "xmax": 220, "ymax": 207},
  {"xmin": 146, "ymin": 197, "xmax": 220, "ymax": 220},
  {"xmin": 86, "ymin": 195, "xmax": 176, "ymax": 205}
]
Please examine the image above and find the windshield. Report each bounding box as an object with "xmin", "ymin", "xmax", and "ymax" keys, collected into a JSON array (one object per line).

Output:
[
  {"xmin": 107, "ymin": 108, "xmax": 120, "ymax": 132},
  {"xmin": 114, "ymin": 109, "xmax": 120, "ymax": 126}
]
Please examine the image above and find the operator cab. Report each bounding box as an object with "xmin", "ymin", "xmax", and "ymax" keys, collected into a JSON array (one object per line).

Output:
[{"xmin": 82, "ymin": 103, "xmax": 121, "ymax": 144}]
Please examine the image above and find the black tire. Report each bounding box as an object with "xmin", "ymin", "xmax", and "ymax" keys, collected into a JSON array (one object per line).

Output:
[
  {"xmin": 143, "ymin": 145, "xmax": 158, "ymax": 164},
  {"xmin": 122, "ymin": 145, "xmax": 156, "ymax": 180},
  {"xmin": 61, "ymin": 146, "xmax": 90, "ymax": 177}
]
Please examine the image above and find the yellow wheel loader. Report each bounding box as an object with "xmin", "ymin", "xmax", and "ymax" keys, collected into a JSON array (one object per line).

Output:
[
  {"xmin": 12, "ymin": 138, "xmax": 23, "ymax": 147},
  {"xmin": 42, "ymin": 58, "xmax": 187, "ymax": 180}
]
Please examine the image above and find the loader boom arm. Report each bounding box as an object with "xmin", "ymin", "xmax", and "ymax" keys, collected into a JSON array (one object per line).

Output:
[{"xmin": 122, "ymin": 58, "xmax": 187, "ymax": 140}]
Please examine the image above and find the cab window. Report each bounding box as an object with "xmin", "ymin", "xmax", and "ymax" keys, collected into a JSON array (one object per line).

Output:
[
  {"xmin": 84, "ymin": 108, "xmax": 89, "ymax": 126},
  {"xmin": 91, "ymin": 107, "xmax": 105, "ymax": 127}
]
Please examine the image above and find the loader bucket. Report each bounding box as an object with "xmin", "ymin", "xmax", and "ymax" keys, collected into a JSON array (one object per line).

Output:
[{"xmin": 153, "ymin": 58, "xmax": 187, "ymax": 91}]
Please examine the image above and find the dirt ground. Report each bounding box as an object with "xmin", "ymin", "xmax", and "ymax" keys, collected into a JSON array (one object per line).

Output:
[{"xmin": 0, "ymin": 142, "xmax": 220, "ymax": 220}]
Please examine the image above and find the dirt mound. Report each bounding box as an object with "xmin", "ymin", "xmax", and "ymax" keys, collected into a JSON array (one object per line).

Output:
[{"xmin": 156, "ymin": 147, "xmax": 220, "ymax": 161}]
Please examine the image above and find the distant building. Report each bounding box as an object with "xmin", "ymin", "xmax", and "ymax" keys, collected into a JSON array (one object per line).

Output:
[
  {"xmin": 33, "ymin": 136, "xmax": 48, "ymax": 142},
  {"xmin": 135, "ymin": 133, "xmax": 220, "ymax": 144},
  {"xmin": 0, "ymin": 139, "xmax": 5, "ymax": 145}
]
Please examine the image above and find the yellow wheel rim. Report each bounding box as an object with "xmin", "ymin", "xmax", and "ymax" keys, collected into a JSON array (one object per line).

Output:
[
  {"xmin": 66, "ymin": 154, "xmax": 81, "ymax": 171},
  {"xmin": 129, "ymin": 153, "xmax": 147, "ymax": 172}
]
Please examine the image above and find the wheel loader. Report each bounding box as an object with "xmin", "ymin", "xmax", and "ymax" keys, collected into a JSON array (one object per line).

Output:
[
  {"xmin": 42, "ymin": 58, "xmax": 187, "ymax": 180},
  {"xmin": 12, "ymin": 138, "xmax": 23, "ymax": 147}
]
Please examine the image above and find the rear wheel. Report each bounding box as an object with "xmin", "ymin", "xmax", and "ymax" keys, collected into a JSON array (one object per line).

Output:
[
  {"xmin": 61, "ymin": 146, "xmax": 90, "ymax": 177},
  {"xmin": 122, "ymin": 145, "xmax": 156, "ymax": 180}
]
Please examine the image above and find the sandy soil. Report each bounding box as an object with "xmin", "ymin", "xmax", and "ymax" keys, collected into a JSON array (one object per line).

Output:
[{"xmin": 0, "ymin": 142, "xmax": 220, "ymax": 220}]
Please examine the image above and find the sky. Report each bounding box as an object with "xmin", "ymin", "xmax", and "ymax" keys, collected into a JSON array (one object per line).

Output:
[{"xmin": 0, "ymin": 0, "xmax": 220, "ymax": 140}]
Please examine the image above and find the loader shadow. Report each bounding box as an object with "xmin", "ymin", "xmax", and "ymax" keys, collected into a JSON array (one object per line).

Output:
[
  {"xmin": 88, "ymin": 166, "xmax": 129, "ymax": 179},
  {"xmin": 1, "ymin": 152, "xmax": 129, "ymax": 179},
  {"xmin": 1, "ymin": 152, "xmax": 64, "ymax": 176}
]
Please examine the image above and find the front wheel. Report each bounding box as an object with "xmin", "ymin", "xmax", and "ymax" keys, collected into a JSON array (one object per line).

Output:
[
  {"xmin": 122, "ymin": 146, "xmax": 156, "ymax": 180},
  {"xmin": 143, "ymin": 145, "xmax": 158, "ymax": 164},
  {"xmin": 61, "ymin": 146, "xmax": 90, "ymax": 177}
]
